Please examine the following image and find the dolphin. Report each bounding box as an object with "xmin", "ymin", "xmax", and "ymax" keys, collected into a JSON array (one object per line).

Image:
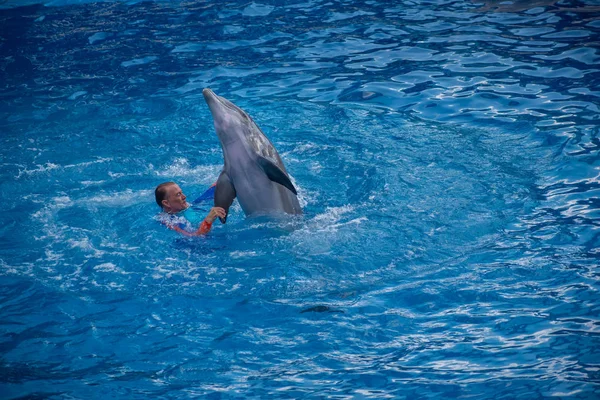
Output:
[{"xmin": 203, "ymin": 88, "xmax": 302, "ymax": 222}]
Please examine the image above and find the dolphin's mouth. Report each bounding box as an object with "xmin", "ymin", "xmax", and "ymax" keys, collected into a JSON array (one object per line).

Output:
[
  {"xmin": 202, "ymin": 88, "xmax": 218, "ymax": 104},
  {"xmin": 203, "ymin": 88, "xmax": 244, "ymax": 146},
  {"xmin": 203, "ymin": 88, "xmax": 241, "ymax": 115}
]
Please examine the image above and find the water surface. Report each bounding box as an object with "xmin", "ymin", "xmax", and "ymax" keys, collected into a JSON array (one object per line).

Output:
[{"xmin": 1, "ymin": 0, "xmax": 599, "ymax": 398}]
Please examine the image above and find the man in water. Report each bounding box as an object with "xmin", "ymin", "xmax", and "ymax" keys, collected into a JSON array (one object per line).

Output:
[{"xmin": 155, "ymin": 182, "xmax": 226, "ymax": 236}]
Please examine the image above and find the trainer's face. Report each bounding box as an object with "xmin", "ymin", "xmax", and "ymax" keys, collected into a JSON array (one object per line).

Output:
[{"xmin": 162, "ymin": 184, "xmax": 188, "ymax": 213}]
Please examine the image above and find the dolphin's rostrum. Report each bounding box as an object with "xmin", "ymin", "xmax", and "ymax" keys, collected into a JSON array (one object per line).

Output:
[{"xmin": 203, "ymin": 88, "xmax": 302, "ymax": 222}]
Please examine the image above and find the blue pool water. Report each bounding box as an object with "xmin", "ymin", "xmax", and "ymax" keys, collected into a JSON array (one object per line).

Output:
[{"xmin": 1, "ymin": 0, "xmax": 599, "ymax": 398}]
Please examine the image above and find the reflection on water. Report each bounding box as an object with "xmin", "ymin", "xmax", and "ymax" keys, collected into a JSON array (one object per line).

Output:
[{"xmin": 1, "ymin": 0, "xmax": 599, "ymax": 398}]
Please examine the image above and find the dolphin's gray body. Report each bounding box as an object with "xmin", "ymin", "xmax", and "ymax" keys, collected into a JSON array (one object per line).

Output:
[{"xmin": 203, "ymin": 88, "xmax": 302, "ymax": 222}]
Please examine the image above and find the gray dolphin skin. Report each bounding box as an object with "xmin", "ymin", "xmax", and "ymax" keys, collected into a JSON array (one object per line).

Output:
[{"xmin": 203, "ymin": 88, "xmax": 302, "ymax": 223}]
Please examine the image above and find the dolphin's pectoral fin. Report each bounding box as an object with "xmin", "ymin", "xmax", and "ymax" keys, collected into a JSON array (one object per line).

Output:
[
  {"xmin": 257, "ymin": 156, "xmax": 298, "ymax": 195},
  {"xmin": 215, "ymin": 171, "xmax": 236, "ymax": 224}
]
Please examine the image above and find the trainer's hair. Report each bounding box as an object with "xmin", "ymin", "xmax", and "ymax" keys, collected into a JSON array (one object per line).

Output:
[{"xmin": 155, "ymin": 182, "xmax": 175, "ymax": 208}]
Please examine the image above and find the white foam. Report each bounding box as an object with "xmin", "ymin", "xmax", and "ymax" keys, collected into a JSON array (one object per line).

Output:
[
  {"xmin": 81, "ymin": 180, "xmax": 106, "ymax": 186},
  {"xmin": 84, "ymin": 189, "xmax": 153, "ymax": 207},
  {"xmin": 228, "ymin": 283, "xmax": 242, "ymax": 291},
  {"xmin": 99, "ymin": 281, "xmax": 124, "ymax": 290},
  {"xmin": 0, "ymin": 259, "xmax": 33, "ymax": 276},
  {"xmin": 312, "ymin": 205, "xmax": 355, "ymax": 224},
  {"xmin": 32, "ymin": 195, "xmax": 72, "ymax": 223},
  {"xmin": 17, "ymin": 163, "xmax": 60, "ymax": 178},
  {"xmin": 230, "ymin": 251, "xmax": 259, "ymax": 259},
  {"xmin": 94, "ymin": 262, "xmax": 129, "ymax": 275},
  {"xmin": 68, "ymin": 237, "xmax": 93, "ymax": 250},
  {"xmin": 327, "ymin": 216, "xmax": 368, "ymax": 230},
  {"xmin": 154, "ymin": 158, "xmax": 220, "ymax": 184},
  {"xmin": 100, "ymin": 240, "xmax": 139, "ymax": 252},
  {"xmin": 16, "ymin": 158, "xmax": 112, "ymax": 179},
  {"xmin": 44, "ymin": 249, "xmax": 63, "ymax": 262},
  {"xmin": 283, "ymin": 205, "xmax": 368, "ymax": 254}
]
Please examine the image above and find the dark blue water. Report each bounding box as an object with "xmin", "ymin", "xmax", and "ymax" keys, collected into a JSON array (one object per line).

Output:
[{"xmin": 1, "ymin": 0, "xmax": 599, "ymax": 398}]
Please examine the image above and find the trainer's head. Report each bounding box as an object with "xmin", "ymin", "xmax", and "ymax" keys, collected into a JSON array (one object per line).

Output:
[{"xmin": 155, "ymin": 182, "xmax": 187, "ymax": 213}]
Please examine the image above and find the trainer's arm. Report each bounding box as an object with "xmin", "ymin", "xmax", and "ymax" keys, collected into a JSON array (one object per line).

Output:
[
  {"xmin": 195, "ymin": 207, "xmax": 227, "ymax": 236},
  {"xmin": 166, "ymin": 207, "xmax": 226, "ymax": 236}
]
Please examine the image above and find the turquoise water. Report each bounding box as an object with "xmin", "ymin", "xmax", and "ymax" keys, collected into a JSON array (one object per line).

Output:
[{"xmin": 1, "ymin": 0, "xmax": 599, "ymax": 398}]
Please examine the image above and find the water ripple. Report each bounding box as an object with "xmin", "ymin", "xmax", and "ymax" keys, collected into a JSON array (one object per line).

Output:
[{"xmin": 1, "ymin": 0, "xmax": 600, "ymax": 398}]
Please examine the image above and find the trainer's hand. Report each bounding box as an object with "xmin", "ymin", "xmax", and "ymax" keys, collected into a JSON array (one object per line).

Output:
[{"xmin": 205, "ymin": 207, "xmax": 226, "ymax": 223}]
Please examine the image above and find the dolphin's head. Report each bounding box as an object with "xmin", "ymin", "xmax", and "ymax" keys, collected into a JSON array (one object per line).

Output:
[{"xmin": 203, "ymin": 88, "xmax": 252, "ymax": 146}]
